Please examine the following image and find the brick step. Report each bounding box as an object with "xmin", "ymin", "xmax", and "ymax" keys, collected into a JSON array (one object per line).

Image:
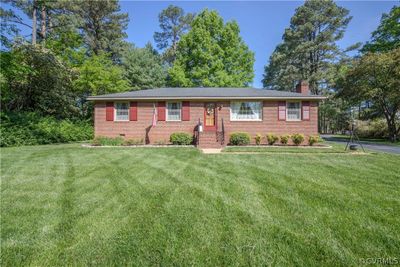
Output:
[
  {"xmin": 199, "ymin": 134, "xmax": 217, "ymax": 138},
  {"xmin": 199, "ymin": 138, "xmax": 218, "ymax": 142},
  {"xmin": 197, "ymin": 132, "xmax": 225, "ymax": 148}
]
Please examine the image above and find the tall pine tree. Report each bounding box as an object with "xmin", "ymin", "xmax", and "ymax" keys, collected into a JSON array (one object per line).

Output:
[
  {"xmin": 72, "ymin": 0, "xmax": 129, "ymax": 59},
  {"xmin": 153, "ymin": 5, "xmax": 194, "ymax": 65},
  {"xmin": 262, "ymin": 0, "xmax": 352, "ymax": 94}
]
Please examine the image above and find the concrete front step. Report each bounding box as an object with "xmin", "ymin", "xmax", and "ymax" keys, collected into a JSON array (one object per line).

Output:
[{"xmin": 198, "ymin": 144, "xmax": 223, "ymax": 148}]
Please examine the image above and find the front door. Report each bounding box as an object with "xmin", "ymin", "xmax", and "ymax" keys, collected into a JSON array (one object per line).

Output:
[{"xmin": 204, "ymin": 102, "xmax": 217, "ymax": 131}]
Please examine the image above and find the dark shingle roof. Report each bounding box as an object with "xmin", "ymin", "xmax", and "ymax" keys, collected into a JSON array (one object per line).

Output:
[{"xmin": 87, "ymin": 87, "xmax": 325, "ymax": 100}]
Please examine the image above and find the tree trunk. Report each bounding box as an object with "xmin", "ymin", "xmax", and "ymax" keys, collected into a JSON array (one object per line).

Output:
[
  {"xmin": 384, "ymin": 114, "xmax": 398, "ymax": 142},
  {"xmin": 40, "ymin": 4, "xmax": 47, "ymax": 41},
  {"xmin": 32, "ymin": 0, "xmax": 37, "ymax": 45}
]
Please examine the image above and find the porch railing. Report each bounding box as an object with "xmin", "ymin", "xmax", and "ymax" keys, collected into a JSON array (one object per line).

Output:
[{"xmin": 217, "ymin": 118, "xmax": 225, "ymax": 145}]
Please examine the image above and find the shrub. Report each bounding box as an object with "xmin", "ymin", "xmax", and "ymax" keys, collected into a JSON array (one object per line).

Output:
[
  {"xmin": 266, "ymin": 133, "xmax": 279, "ymax": 145},
  {"xmin": 255, "ymin": 134, "xmax": 262, "ymax": 145},
  {"xmin": 154, "ymin": 140, "xmax": 167, "ymax": 145},
  {"xmin": 229, "ymin": 132, "xmax": 250, "ymax": 146},
  {"xmin": 0, "ymin": 112, "xmax": 93, "ymax": 147},
  {"xmin": 291, "ymin": 133, "xmax": 305, "ymax": 146},
  {"xmin": 308, "ymin": 135, "xmax": 320, "ymax": 146},
  {"xmin": 124, "ymin": 138, "xmax": 144, "ymax": 146},
  {"xmin": 354, "ymin": 119, "xmax": 388, "ymax": 138},
  {"xmin": 280, "ymin": 134, "xmax": 290, "ymax": 145},
  {"xmin": 92, "ymin": 136, "xmax": 124, "ymax": 146},
  {"xmin": 170, "ymin": 132, "xmax": 193, "ymax": 145}
]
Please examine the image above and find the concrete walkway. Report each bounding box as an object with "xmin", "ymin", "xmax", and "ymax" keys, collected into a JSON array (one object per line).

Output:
[
  {"xmin": 201, "ymin": 148, "xmax": 222, "ymax": 154},
  {"xmin": 321, "ymin": 135, "xmax": 400, "ymax": 155}
]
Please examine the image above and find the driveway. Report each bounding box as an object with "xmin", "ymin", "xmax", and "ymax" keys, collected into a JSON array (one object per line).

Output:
[{"xmin": 321, "ymin": 134, "xmax": 400, "ymax": 155}]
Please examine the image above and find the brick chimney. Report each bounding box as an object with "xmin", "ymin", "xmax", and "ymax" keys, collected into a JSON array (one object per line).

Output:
[{"xmin": 296, "ymin": 80, "xmax": 309, "ymax": 95}]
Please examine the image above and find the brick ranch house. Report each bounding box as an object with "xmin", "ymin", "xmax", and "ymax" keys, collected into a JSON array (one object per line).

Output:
[{"xmin": 87, "ymin": 82, "xmax": 325, "ymax": 148}]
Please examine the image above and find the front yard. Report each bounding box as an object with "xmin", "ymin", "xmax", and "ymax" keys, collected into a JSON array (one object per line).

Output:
[{"xmin": 1, "ymin": 144, "xmax": 399, "ymax": 266}]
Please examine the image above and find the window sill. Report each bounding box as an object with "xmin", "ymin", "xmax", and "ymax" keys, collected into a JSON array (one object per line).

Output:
[
  {"xmin": 114, "ymin": 120, "xmax": 129, "ymax": 122},
  {"xmin": 230, "ymin": 119, "xmax": 263, "ymax": 122},
  {"xmin": 286, "ymin": 119, "xmax": 302, "ymax": 122},
  {"xmin": 166, "ymin": 120, "xmax": 182, "ymax": 122}
]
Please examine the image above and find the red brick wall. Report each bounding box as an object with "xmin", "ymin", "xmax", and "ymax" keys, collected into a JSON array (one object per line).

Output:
[{"xmin": 94, "ymin": 100, "xmax": 319, "ymax": 145}]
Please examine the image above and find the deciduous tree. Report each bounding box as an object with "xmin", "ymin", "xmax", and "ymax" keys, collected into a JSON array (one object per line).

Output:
[
  {"xmin": 362, "ymin": 6, "xmax": 400, "ymax": 53},
  {"xmin": 169, "ymin": 9, "xmax": 254, "ymax": 87},
  {"xmin": 0, "ymin": 44, "xmax": 77, "ymax": 117},
  {"xmin": 73, "ymin": 53, "xmax": 129, "ymax": 96},
  {"xmin": 337, "ymin": 49, "xmax": 400, "ymax": 142}
]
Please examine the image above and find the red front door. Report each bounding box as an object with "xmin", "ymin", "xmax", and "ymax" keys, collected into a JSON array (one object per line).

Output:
[{"xmin": 204, "ymin": 103, "xmax": 217, "ymax": 131}]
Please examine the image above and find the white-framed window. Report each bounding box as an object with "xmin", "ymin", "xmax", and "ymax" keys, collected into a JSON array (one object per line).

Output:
[
  {"xmin": 114, "ymin": 102, "xmax": 129, "ymax": 121},
  {"xmin": 167, "ymin": 102, "xmax": 182, "ymax": 121},
  {"xmin": 230, "ymin": 102, "xmax": 262, "ymax": 121},
  {"xmin": 286, "ymin": 101, "xmax": 301, "ymax": 121}
]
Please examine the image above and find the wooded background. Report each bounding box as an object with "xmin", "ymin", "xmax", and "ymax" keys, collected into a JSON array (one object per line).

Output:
[{"xmin": 1, "ymin": 0, "xmax": 399, "ymax": 146}]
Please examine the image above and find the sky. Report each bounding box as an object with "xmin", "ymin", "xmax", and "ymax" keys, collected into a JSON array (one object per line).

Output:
[
  {"xmin": 5, "ymin": 1, "xmax": 397, "ymax": 88},
  {"xmin": 119, "ymin": 1, "xmax": 396, "ymax": 88}
]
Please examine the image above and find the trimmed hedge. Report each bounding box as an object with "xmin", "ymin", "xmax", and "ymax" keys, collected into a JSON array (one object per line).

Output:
[
  {"xmin": 255, "ymin": 134, "xmax": 262, "ymax": 145},
  {"xmin": 280, "ymin": 134, "xmax": 290, "ymax": 145},
  {"xmin": 0, "ymin": 112, "xmax": 93, "ymax": 147},
  {"xmin": 230, "ymin": 132, "xmax": 250, "ymax": 146},
  {"xmin": 266, "ymin": 133, "xmax": 279, "ymax": 145},
  {"xmin": 291, "ymin": 133, "xmax": 305, "ymax": 146},
  {"xmin": 170, "ymin": 132, "xmax": 193, "ymax": 145},
  {"xmin": 308, "ymin": 135, "xmax": 320, "ymax": 146}
]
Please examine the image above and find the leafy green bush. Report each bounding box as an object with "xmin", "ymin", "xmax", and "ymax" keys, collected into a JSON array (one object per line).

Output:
[
  {"xmin": 255, "ymin": 134, "xmax": 262, "ymax": 145},
  {"xmin": 355, "ymin": 119, "xmax": 388, "ymax": 138},
  {"xmin": 170, "ymin": 132, "xmax": 193, "ymax": 145},
  {"xmin": 308, "ymin": 135, "xmax": 320, "ymax": 146},
  {"xmin": 92, "ymin": 136, "xmax": 124, "ymax": 146},
  {"xmin": 280, "ymin": 134, "xmax": 290, "ymax": 145},
  {"xmin": 229, "ymin": 132, "xmax": 250, "ymax": 146},
  {"xmin": 291, "ymin": 133, "xmax": 305, "ymax": 146},
  {"xmin": 266, "ymin": 133, "xmax": 279, "ymax": 145},
  {"xmin": 0, "ymin": 112, "xmax": 93, "ymax": 147},
  {"xmin": 124, "ymin": 138, "xmax": 144, "ymax": 146}
]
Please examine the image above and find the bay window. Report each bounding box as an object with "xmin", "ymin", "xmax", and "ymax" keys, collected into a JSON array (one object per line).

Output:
[{"xmin": 230, "ymin": 102, "xmax": 262, "ymax": 121}]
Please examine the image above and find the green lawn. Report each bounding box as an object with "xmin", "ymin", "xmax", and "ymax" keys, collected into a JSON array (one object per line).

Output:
[{"xmin": 1, "ymin": 144, "xmax": 399, "ymax": 266}]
